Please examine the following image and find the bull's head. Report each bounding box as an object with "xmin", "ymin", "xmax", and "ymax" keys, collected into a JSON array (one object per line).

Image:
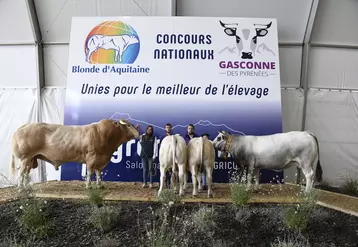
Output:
[
  {"xmin": 219, "ymin": 20, "xmax": 272, "ymax": 59},
  {"xmin": 113, "ymin": 119, "xmax": 140, "ymax": 140},
  {"xmin": 212, "ymin": 130, "xmax": 230, "ymax": 152}
]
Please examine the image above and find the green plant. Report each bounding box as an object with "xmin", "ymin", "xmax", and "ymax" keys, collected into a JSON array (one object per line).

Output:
[
  {"xmin": 87, "ymin": 187, "xmax": 104, "ymax": 207},
  {"xmin": 229, "ymin": 169, "xmax": 251, "ymax": 207},
  {"xmin": 94, "ymin": 236, "xmax": 118, "ymax": 247},
  {"xmin": 191, "ymin": 206, "xmax": 218, "ymax": 238},
  {"xmin": 234, "ymin": 207, "xmax": 252, "ymax": 226},
  {"xmin": 0, "ymin": 235, "xmax": 43, "ymax": 247},
  {"xmin": 270, "ymin": 234, "xmax": 310, "ymax": 247},
  {"xmin": 141, "ymin": 205, "xmax": 193, "ymax": 247},
  {"xmin": 211, "ymin": 239, "xmax": 231, "ymax": 247},
  {"xmin": 283, "ymin": 205, "xmax": 309, "ymax": 232},
  {"xmin": 283, "ymin": 191, "xmax": 317, "ymax": 232},
  {"xmin": 157, "ymin": 189, "xmax": 181, "ymax": 206},
  {"xmin": 341, "ymin": 173, "xmax": 358, "ymax": 196},
  {"xmin": 17, "ymin": 198, "xmax": 54, "ymax": 238},
  {"xmin": 88, "ymin": 205, "xmax": 121, "ymax": 233}
]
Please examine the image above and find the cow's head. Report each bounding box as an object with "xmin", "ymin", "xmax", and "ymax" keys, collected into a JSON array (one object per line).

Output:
[
  {"xmin": 219, "ymin": 20, "xmax": 272, "ymax": 59},
  {"xmin": 212, "ymin": 130, "xmax": 230, "ymax": 152}
]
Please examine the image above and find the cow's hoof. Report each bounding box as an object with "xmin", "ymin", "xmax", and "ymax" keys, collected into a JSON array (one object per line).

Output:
[
  {"xmin": 198, "ymin": 189, "xmax": 203, "ymax": 193},
  {"xmin": 192, "ymin": 194, "xmax": 198, "ymax": 198},
  {"xmin": 207, "ymin": 194, "xmax": 213, "ymax": 198}
]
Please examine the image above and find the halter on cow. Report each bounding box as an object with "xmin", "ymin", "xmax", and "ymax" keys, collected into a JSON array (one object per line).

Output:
[{"xmin": 212, "ymin": 130, "xmax": 323, "ymax": 193}]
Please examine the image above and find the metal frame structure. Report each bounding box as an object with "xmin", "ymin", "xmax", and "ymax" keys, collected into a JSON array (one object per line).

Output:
[
  {"xmin": 9, "ymin": 0, "xmax": 355, "ymax": 184},
  {"xmin": 24, "ymin": 0, "xmax": 47, "ymax": 183},
  {"xmin": 297, "ymin": 0, "xmax": 320, "ymax": 184}
]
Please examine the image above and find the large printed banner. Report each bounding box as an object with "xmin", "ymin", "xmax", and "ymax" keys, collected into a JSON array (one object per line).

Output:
[{"xmin": 63, "ymin": 16, "xmax": 283, "ymax": 183}]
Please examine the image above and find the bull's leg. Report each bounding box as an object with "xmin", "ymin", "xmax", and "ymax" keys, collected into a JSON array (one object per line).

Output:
[
  {"xmin": 254, "ymin": 168, "xmax": 261, "ymax": 190},
  {"xmin": 86, "ymin": 169, "xmax": 94, "ymax": 189},
  {"xmin": 95, "ymin": 169, "xmax": 104, "ymax": 189},
  {"xmin": 246, "ymin": 162, "xmax": 255, "ymax": 191},
  {"xmin": 197, "ymin": 172, "xmax": 203, "ymax": 193},
  {"xmin": 171, "ymin": 170, "xmax": 178, "ymax": 193},
  {"xmin": 183, "ymin": 171, "xmax": 188, "ymax": 190},
  {"xmin": 191, "ymin": 166, "xmax": 198, "ymax": 197},
  {"xmin": 178, "ymin": 164, "xmax": 185, "ymax": 197},
  {"xmin": 206, "ymin": 166, "xmax": 213, "ymax": 198},
  {"xmin": 18, "ymin": 159, "xmax": 31, "ymax": 191},
  {"xmin": 158, "ymin": 166, "xmax": 166, "ymax": 197},
  {"xmin": 302, "ymin": 166, "xmax": 314, "ymax": 193}
]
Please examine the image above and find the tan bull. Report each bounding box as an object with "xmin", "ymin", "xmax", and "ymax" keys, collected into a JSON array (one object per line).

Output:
[{"xmin": 10, "ymin": 119, "xmax": 140, "ymax": 189}]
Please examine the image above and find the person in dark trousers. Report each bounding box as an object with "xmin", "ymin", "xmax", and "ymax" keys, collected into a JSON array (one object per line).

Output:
[{"xmin": 139, "ymin": 125, "xmax": 157, "ymax": 189}]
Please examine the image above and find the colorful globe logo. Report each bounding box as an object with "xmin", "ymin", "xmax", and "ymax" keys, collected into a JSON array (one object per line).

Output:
[{"xmin": 84, "ymin": 21, "xmax": 140, "ymax": 64}]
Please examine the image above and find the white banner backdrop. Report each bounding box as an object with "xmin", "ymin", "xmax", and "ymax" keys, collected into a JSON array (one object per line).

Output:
[
  {"xmin": 0, "ymin": 89, "xmax": 38, "ymax": 187},
  {"xmin": 62, "ymin": 16, "xmax": 283, "ymax": 183}
]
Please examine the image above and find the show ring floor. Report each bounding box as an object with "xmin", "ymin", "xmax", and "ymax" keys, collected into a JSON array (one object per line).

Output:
[{"xmin": 1, "ymin": 181, "xmax": 357, "ymax": 217}]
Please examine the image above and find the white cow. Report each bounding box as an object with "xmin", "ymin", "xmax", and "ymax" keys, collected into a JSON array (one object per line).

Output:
[
  {"xmin": 85, "ymin": 34, "xmax": 139, "ymax": 63},
  {"xmin": 158, "ymin": 134, "xmax": 187, "ymax": 197},
  {"xmin": 212, "ymin": 131, "xmax": 323, "ymax": 193},
  {"xmin": 185, "ymin": 137, "xmax": 215, "ymax": 198}
]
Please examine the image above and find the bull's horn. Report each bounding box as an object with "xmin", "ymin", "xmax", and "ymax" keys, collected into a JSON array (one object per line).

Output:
[{"xmin": 119, "ymin": 120, "xmax": 127, "ymax": 125}]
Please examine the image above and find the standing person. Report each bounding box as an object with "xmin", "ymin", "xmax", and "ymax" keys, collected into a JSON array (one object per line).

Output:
[
  {"xmin": 184, "ymin": 124, "xmax": 199, "ymax": 144},
  {"xmin": 139, "ymin": 125, "xmax": 157, "ymax": 189}
]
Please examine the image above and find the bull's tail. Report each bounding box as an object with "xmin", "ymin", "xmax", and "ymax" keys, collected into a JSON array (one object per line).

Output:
[
  {"xmin": 172, "ymin": 135, "xmax": 177, "ymax": 174},
  {"xmin": 199, "ymin": 137, "xmax": 204, "ymax": 173},
  {"xmin": 10, "ymin": 154, "xmax": 16, "ymax": 179},
  {"xmin": 308, "ymin": 132, "xmax": 323, "ymax": 183}
]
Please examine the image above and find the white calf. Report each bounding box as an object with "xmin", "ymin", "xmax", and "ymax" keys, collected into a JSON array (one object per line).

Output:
[{"xmin": 158, "ymin": 134, "xmax": 187, "ymax": 197}]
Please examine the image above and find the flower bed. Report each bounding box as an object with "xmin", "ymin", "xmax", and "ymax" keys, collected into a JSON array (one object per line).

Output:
[{"xmin": 0, "ymin": 198, "xmax": 357, "ymax": 247}]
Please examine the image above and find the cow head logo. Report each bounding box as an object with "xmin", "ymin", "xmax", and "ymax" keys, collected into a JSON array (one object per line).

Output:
[
  {"xmin": 219, "ymin": 20, "xmax": 272, "ymax": 60},
  {"xmin": 84, "ymin": 21, "xmax": 140, "ymax": 64}
]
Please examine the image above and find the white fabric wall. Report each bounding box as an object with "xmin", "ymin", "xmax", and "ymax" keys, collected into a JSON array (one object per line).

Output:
[
  {"xmin": 1, "ymin": 0, "xmax": 358, "ymax": 188},
  {"xmin": 0, "ymin": 0, "xmax": 174, "ymax": 187},
  {"xmin": 0, "ymin": 88, "xmax": 38, "ymax": 187}
]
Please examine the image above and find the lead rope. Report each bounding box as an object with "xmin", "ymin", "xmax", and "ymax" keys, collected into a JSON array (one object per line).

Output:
[{"xmin": 223, "ymin": 135, "xmax": 233, "ymax": 159}]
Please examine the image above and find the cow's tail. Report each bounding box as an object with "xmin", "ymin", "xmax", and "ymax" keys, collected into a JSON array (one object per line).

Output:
[
  {"xmin": 10, "ymin": 154, "xmax": 16, "ymax": 179},
  {"xmin": 199, "ymin": 137, "xmax": 204, "ymax": 173},
  {"xmin": 308, "ymin": 132, "xmax": 323, "ymax": 183},
  {"xmin": 172, "ymin": 135, "xmax": 177, "ymax": 174}
]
